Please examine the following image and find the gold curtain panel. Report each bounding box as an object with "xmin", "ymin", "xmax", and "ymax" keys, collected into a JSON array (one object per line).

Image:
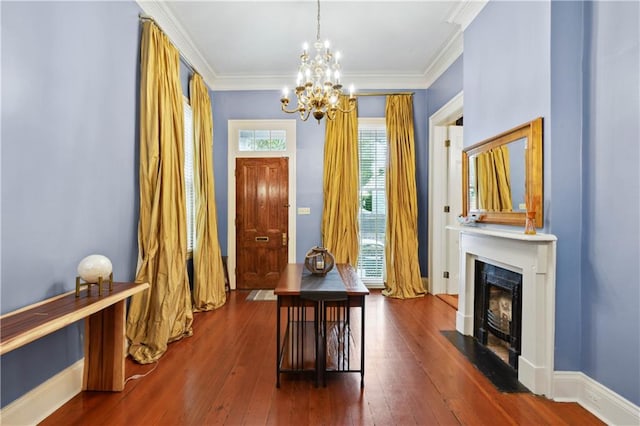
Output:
[
  {"xmin": 477, "ymin": 145, "xmax": 513, "ymax": 212},
  {"xmin": 126, "ymin": 21, "xmax": 193, "ymax": 364},
  {"xmin": 383, "ymin": 95, "xmax": 425, "ymax": 299},
  {"xmin": 322, "ymin": 95, "xmax": 360, "ymax": 265},
  {"xmin": 190, "ymin": 73, "xmax": 227, "ymax": 311}
]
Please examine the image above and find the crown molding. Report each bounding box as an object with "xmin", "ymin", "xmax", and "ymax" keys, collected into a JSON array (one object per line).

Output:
[
  {"xmin": 212, "ymin": 73, "xmax": 430, "ymax": 92},
  {"xmin": 136, "ymin": 0, "xmax": 218, "ymax": 89},
  {"xmin": 446, "ymin": 0, "xmax": 489, "ymax": 30},
  {"xmin": 422, "ymin": 30, "xmax": 463, "ymax": 89},
  {"xmin": 135, "ymin": 0, "xmax": 488, "ymax": 92},
  {"xmin": 421, "ymin": 0, "xmax": 488, "ymax": 88},
  {"xmin": 347, "ymin": 73, "xmax": 430, "ymax": 90}
]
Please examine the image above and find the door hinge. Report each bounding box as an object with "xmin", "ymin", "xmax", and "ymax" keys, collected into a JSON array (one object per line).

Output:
[
  {"xmin": 443, "ymin": 271, "xmax": 450, "ymax": 279},
  {"xmin": 444, "ymin": 205, "xmax": 450, "ymax": 213},
  {"xmin": 444, "ymin": 139, "xmax": 451, "ymax": 148}
]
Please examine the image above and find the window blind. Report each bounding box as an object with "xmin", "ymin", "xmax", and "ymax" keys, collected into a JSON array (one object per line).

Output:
[
  {"xmin": 357, "ymin": 125, "xmax": 387, "ymax": 281},
  {"xmin": 183, "ymin": 100, "xmax": 195, "ymax": 255}
]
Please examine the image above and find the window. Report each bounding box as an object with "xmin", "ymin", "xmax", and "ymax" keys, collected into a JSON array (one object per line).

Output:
[
  {"xmin": 238, "ymin": 129, "xmax": 286, "ymax": 152},
  {"xmin": 357, "ymin": 119, "xmax": 387, "ymax": 282},
  {"xmin": 183, "ymin": 98, "xmax": 195, "ymax": 256}
]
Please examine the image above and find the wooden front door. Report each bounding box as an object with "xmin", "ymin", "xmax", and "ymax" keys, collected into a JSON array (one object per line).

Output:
[{"xmin": 236, "ymin": 157, "xmax": 289, "ymax": 289}]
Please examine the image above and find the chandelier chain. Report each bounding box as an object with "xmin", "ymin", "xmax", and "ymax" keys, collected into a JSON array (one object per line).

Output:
[{"xmin": 316, "ymin": 0, "xmax": 321, "ymax": 41}]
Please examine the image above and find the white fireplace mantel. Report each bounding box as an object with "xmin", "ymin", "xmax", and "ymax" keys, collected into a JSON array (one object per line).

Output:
[{"xmin": 451, "ymin": 226, "xmax": 557, "ymax": 396}]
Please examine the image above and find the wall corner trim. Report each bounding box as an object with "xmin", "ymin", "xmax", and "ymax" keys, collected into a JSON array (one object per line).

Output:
[
  {"xmin": 0, "ymin": 359, "xmax": 84, "ymax": 425},
  {"xmin": 553, "ymin": 371, "xmax": 640, "ymax": 425}
]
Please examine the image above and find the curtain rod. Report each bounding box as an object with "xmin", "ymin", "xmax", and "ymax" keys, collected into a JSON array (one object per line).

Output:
[
  {"xmin": 354, "ymin": 92, "xmax": 415, "ymax": 97},
  {"xmin": 138, "ymin": 14, "xmax": 198, "ymax": 77}
]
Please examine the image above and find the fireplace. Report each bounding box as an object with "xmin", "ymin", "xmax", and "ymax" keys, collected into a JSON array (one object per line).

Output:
[
  {"xmin": 473, "ymin": 261, "xmax": 522, "ymax": 370},
  {"xmin": 454, "ymin": 227, "xmax": 557, "ymax": 396}
]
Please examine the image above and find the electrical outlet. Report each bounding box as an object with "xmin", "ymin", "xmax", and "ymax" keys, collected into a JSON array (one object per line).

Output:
[{"xmin": 297, "ymin": 207, "xmax": 311, "ymax": 215}]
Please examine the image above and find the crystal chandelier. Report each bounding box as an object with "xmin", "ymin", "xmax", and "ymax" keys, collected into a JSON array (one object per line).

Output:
[{"xmin": 280, "ymin": 0, "xmax": 356, "ymax": 123}]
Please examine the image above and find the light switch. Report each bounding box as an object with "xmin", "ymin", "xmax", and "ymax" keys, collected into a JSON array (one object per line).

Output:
[{"xmin": 297, "ymin": 207, "xmax": 311, "ymax": 215}]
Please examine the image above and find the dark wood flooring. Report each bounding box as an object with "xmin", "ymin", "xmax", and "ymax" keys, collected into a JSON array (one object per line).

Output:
[{"xmin": 41, "ymin": 290, "xmax": 603, "ymax": 425}]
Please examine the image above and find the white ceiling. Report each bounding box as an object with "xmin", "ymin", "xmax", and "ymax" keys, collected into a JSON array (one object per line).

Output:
[{"xmin": 137, "ymin": 1, "xmax": 487, "ymax": 90}]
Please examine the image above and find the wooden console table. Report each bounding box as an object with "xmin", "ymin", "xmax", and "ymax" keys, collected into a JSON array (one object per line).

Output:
[
  {"xmin": 0, "ymin": 281, "xmax": 149, "ymax": 391},
  {"xmin": 275, "ymin": 264, "xmax": 369, "ymax": 387}
]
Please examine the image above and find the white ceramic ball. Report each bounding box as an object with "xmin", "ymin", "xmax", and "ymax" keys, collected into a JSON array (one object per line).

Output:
[{"xmin": 77, "ymin": 254, "xmax": 113, "ymax": 283}]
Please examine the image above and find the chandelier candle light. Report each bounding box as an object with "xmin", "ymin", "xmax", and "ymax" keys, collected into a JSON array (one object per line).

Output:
[{"xmin": 280, "ymin": 0, "xmax": 356, "ymax": 123}]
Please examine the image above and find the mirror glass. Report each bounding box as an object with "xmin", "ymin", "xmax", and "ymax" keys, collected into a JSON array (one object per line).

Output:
[
  {"xmin": 467, "ymin": 137, "xmax": 527, "ymax": 213},
  {"xmin": 462, "ymin": 118, "xmax": 543, "ymax": 226}
]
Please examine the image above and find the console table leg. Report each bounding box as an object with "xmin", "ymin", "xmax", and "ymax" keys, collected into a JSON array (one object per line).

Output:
[
  {"xmin": 83, "ymin": 301, "xmax": 125, "ymax": 391},
  {"xmin": 276, "ymin": 298, "xmax": 281, "ymax": 388},
  {"xmin": 361, "ymin": 298, "xmax": 365, "ymax": 388}
]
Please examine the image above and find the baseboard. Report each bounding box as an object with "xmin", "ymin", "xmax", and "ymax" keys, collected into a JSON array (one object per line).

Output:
[
  {"xmin": 554, "ymin": 371, "xmax": 640, "ymax": 425},
  {"xmin": 0, "ymin": 359, "xmax": 83, "ymax": 425},
  {"xmin": 365, "ymin": 284, "xmax": 385, "ymax": 290}
]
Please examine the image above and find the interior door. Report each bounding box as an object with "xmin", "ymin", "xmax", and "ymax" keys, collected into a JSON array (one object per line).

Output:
[
  {"xmin": 445, "ymin": 126, "xmax": 463, "ymax": 294},
  {"xmin": 236, "ymin": 157, "xmax": 289, "ymax": 289}
]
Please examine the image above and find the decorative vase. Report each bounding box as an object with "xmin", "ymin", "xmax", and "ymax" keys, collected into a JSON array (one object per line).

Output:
[
  {"xmin": 524, "ymin": 211, "xmax": 537, "ymax": 235},
  {"xmin": 304, "ymin": 246, "xmax": 335, "ymax": 276}
]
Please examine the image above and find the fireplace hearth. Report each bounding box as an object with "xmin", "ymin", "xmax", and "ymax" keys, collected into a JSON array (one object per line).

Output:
[{"xmin": 473, "ymin": 261, "xmax": 522, "ymax": 370}]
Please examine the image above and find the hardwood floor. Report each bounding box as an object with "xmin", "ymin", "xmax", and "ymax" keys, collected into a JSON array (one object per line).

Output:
[
  {"xmin": 42, "ymin": 291, "xmax": 603, "ymax": 425},
  {"xmin": 435, "ymin": 294, "xmax": 458, "ymax": 310}
]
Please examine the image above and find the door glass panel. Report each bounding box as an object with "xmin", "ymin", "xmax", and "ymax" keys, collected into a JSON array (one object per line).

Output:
[
  {"xmin": 270, "ymin": 130, "xmax": 287, "ymax": 151},
  {"xmin": 239, "ymin": 130, "xmax": 254, "ymax": 151}
]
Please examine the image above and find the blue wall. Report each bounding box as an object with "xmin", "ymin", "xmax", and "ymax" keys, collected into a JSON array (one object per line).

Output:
[
  {"xmin": 210, "ymin": 90, "xmax": 325, "ymax": 262},
  {"xmin": 465, "ymin": 0, "xmax": 640, "ymax": 405},
  {"xmin": 464, "ymin": 1, "xmax": 551, "ymax": 146},
  {"xmin": 581, "ymin": 1, "xmax": 640, "ymax": 405},
  {"xmin": 427, "ymin": 55, "xmax": 463, "ymax": 116},
  {"xmin": 211, "ymin": 90, "xmax": 428, "ymax": 269},
  {"xmin": 1, "ymin": 1, "xmax": 142, "ymax": 406},
  {"xmin": 549, "ymin": 0, "xmax": 585, "ymax": 375}
]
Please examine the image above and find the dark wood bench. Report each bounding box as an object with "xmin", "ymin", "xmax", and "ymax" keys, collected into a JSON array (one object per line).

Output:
[{"xmin": 0, "ymin": 281, "xmax": 149, "ymax": 391}]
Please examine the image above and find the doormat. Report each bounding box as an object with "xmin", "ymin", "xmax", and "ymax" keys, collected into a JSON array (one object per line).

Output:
[
  {"xmin": 246, "ymin": 289, "xmax": 277, "ymax": 301},
  {"xmin": 440, "ymin": 330, "xmax": 530, "ymax": 393}
]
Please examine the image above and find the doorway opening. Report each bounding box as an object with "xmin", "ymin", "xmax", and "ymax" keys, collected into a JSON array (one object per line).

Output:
[
  {"xmin": 227, "ymin": 119, "xmax": 297, "ymax": 290},
  {"xmin": 428, "ymin": 92, "xmax": 463, "ymax": 296}
]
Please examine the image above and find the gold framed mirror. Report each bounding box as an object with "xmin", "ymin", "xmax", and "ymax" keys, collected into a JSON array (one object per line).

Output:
[{"xmin": 462, "ymin": 117, "xmax": 543, "ymax": 227}]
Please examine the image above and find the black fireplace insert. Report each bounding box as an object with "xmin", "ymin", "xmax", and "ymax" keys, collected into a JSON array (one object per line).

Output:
[{"xmin": 473, "ymin": 260, "xmax": 523, "ymax": 370}]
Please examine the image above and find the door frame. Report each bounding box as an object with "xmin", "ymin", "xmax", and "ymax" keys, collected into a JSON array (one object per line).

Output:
[
  {"xmin": 227, "ymin": 119, "xmax": 297, "ymax": 290},
  {"xmin": 428, "ymin": 91, "xmax": 463, "ymax": 295}
]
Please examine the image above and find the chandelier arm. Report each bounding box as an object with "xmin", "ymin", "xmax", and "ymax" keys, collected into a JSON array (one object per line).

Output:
[
  {"xmin": 281, "ymin": 104, "xmax": 305, "ymax": 115},
  {"xmin": 300, "ymin": 109, "xmax": 311, "ymax": 121}
]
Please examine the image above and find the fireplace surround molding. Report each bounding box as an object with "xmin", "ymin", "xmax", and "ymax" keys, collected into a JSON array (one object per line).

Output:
[{"xmin": 453, "ymin": 226, "xmax": 557, "ymax": 396}]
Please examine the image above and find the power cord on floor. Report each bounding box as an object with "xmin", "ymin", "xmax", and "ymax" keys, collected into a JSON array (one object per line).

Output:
[{"xmin": 125, "ymin": 361, "xmax": 159, "ymax": 384}]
